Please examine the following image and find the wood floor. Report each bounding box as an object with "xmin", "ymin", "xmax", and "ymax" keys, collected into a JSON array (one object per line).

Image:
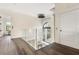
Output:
[
  {"xmin": 0, "ymin": 36, "xmax": 79, "ymax": 55},
  {"xmin": 0, "ymin": 36, "xmax": 18, "ymax": 55},
  {"xmin": 12, "ymin": 38, "xmax": 79, "ymax": 55}
]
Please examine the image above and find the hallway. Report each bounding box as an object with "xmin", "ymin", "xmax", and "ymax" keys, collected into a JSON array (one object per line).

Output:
[
  {"xmin": 0, "ymin": 36, "xmax": 18, "ymax": 55},
  {"xmin": 0, "ymin": 3, "xmax": 79, "ymax": 55}
]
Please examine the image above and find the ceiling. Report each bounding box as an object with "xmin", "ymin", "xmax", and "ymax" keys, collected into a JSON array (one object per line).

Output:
[{"xmin": 0, "ymin": 3, "xmax": 55, "ymax": 17}]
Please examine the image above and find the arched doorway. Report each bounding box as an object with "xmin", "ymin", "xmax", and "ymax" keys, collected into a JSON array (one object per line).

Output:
[{"xmin": 43, "ymin": 22, "xmax": 51, "ymax": 43}]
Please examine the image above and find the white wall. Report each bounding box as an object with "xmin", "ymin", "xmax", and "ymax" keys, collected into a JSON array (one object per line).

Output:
[
  {"xmin": 0, "ymin": 9, "xmax": 38, "ymax": 38},
  {"xmin": 0, "ymin": 3, "xmax": 54, "ymax": 44},
  {"xmin": 55, "ymin": 3, "xmax": 79, "ymax": 49}
]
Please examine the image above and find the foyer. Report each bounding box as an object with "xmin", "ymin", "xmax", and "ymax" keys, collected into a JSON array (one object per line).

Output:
[{"xmin": 0, "ymin": 3, "xmax": 79, "ymax": 55}]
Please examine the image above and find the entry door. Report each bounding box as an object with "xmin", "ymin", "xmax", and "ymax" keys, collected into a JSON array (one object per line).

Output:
[{"xmin": 60, "ymin": 11, "xmax": 76, "ymax": 46}]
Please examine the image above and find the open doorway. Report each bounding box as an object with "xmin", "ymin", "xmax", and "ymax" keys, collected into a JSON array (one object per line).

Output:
[
  {"xmin": 5, "ymin": 22, "xmax": 12, "ymax": 35},
  {"xmin": 43, "ymin": 22, "xmax": 51, "ymax": 43},
  {"xmin": 3, "ymin": 16, "xmax": 12, "ymax": 36}
]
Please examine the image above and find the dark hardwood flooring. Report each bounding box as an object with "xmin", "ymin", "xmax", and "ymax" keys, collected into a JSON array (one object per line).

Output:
[
  {"xmin": 0, "ymin": 36, "xmax": 18, "ymax": 55},
  {"xmin": 0, "ymin": 36, "xmax": 79, "ymax": 55},
  {"xmin": 12, "ymin": 38, "xmax": 79, "ymax": 55}
]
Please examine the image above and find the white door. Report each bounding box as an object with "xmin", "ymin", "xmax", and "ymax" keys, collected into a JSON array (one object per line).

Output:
[{"xmin": 60, "ymin": 11, "xmax": 77, "ymax": 47}]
